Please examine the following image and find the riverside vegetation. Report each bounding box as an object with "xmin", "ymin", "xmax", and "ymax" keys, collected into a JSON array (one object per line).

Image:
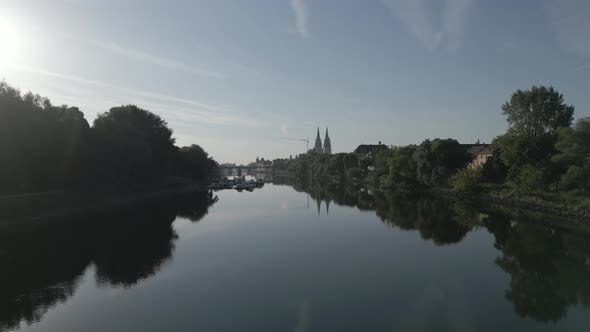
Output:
[
  {"xmin": 0, "ymin": 80, "xmax": 218, "ymax": 195},
  {"xmin": 277, "ymin": 86, "xmax": 590, "ymax": 218}
]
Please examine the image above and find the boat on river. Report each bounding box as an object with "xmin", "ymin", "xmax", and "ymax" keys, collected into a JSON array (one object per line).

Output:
[{"xmin": 208, "ymin": 176, "xmax": 259, "ymax": 192}]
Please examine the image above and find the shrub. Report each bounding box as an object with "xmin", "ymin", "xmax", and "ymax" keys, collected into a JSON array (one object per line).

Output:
[
  {"xmin": 513, "ymin": 165, "xmax": 546, "ymax": 193},
  {"xmin": 450, "ymin": 168, "xmax": 482, "ymax": 194},
  {"xmin": 560, "ymin": 166, "xmax": 590, "ymax": 191}
]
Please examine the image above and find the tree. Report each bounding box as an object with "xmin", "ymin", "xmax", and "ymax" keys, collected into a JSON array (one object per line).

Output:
[
  {"xmin": 553, "ymin": 117, "xmax": 590, "ymax": 166},
  {"xmin": 91, "ymin": 105, "xmax": 176, "ymax": 184},
  {"xmin": 450, "ymin": 168, "xmax": 482, "ymax": 194},
  {"xmin": 272, "ymin": 158, "xmax": 292, "ymax": 171},
  {"xmin": 513, "ymin": 165, "xmax": 547, "ymax": 193},
  {"xmin": 327, "ymin": 153, "xmax": 346, "ymax": 177},
  {"xmin": 552, "ymin": 117, "xmax": 590, "ymax": 191},
  {"xmin": 0, "ymin": 81, "xmax": 90, "ymax": 192},
  {"xmin": 0, "ymin": 81, "xmax": 217, "ymax": 193},
  {"xmin": 502, "ymin": 86, "xmax": 574, "ymax": 139},
  {"xmin": 413, "ymin": 139, "xmax": 471, "ymax": 186},
  {"xmin": 343, "ymin": 153, "xmax": 359, "ymax": 170},
  {"xmin": 176, "ymin": 145, "xmax": 218, "ymax": 181},
  {"xmin": 383, "ymin": 146, "xmax": 417, "ymax": 188},
  {"xmin": 496, "ymin": 86, "xmax": 575, "ymax": 189},
  {"xmin": 372, "ymin": 149, "xmax": 393, "ymax": 181},
  {"xmin": 495, "ymin": 133, "xmax": 557, "ymax": 179},
  {"xmin": 481, "ymin": 154, "xmax": 508, "ymax": 183},
  {"xmin": 288, "ymin": 154, "xmax": 310, "ymax": 180}
]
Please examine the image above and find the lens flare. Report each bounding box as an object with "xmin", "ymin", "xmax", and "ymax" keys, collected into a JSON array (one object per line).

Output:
[{"xmin": 0, "ymin": 16, "xmax": 22, "ymax": 67}]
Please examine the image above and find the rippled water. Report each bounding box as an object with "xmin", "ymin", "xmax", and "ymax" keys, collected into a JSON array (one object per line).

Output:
[{"xmin": 2, "ymin": 184, "xmax": 590, "ymax": 331}]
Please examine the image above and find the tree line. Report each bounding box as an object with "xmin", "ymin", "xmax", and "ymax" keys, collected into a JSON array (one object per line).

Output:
[
  {"xmin": 279, "ymin": 85, "xmax": 589, "ymax": 205},
  {"xmin": 0, "ymin": 81, "xmax": 217, "ymax": 194},
  {"xmin": 281, "ymin": 138, "xmax": 472, "ymax": 189}
]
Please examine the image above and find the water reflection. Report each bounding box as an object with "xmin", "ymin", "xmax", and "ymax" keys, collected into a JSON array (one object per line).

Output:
[
  {"xmin": 484, "ymin": 215, "xmax": 590, "ymax": 322},
  {"xmin": 0, "ymin": 190, "xmax": 217, "ymax": 331},
  {"xmin": 291, "ymin": 180, "xmax": 475, "ymax": 245},
  {"xmin": 292, "ymin": 180, "xmax": 590, "ymax": 323},
  {"xmin": 3, "ymin": 183, "xmax": 590, "ymax": 330}
]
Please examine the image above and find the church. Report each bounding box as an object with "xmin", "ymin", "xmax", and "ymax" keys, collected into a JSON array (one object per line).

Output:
[{"xmin": 312, "ymin": 127, "xmax": 331, "ymax": 154}]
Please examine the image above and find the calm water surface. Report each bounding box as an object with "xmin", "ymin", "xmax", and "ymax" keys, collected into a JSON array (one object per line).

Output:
[{"xmin": 1, "ymin": 184, "xmax": 590, "ymax": 331}]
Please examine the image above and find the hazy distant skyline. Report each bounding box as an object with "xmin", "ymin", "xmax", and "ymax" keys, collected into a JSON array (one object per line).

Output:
[{"xmin": 1, "ymin": 0, "xmax": 589, "ymax": 163}]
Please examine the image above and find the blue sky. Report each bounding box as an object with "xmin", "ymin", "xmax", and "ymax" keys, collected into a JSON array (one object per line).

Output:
[{"xmin": 1, "ymin": 0, "xmax": 589, "ymax": 163}]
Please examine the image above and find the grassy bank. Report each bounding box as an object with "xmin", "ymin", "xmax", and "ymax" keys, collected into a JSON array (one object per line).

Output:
[{"xmin": 421, "ymin": 184, "xmax": 590, "ymax": 221}]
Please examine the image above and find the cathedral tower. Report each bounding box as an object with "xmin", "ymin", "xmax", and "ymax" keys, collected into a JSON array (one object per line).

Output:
[
  {"xmin": 323, "ymin": 127, "xmax": 331, "ymax": 154},
  {"xmin": 313, "ymin": 127, "xmax": 323, "ymax": 153}
]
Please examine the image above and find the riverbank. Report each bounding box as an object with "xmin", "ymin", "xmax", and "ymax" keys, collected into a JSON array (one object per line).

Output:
[
  {"xmin": 423, "ymin": 186, "xmax": 590, "ymax": 221},
  {"xmin": 298, "ymin": 175, "xmax": 590, "ymax": 221},
  {"xmin": 0, "ymin": 184, "xmax": 207, "ymax": 224}
]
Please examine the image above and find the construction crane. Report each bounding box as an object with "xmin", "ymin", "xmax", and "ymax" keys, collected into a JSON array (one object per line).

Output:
[{"xmin": 281, "ymin": 137, "xmax": 310, "ymax": 154}]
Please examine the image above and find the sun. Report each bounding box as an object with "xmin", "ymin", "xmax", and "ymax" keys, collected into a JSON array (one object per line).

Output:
[{"xmin": 0, "ymin": 15, "xmax": 22, "ymax": 67}]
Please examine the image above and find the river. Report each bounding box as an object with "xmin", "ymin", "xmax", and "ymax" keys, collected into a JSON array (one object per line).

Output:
[{"xmin": 1, "ymin": 183, "xmax": 590, "ymax": 331}]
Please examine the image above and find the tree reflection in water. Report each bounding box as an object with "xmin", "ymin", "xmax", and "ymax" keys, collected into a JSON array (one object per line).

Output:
[
  {"xmin": 292, "ymin": 179, "xmax": 590, "ymax": 323},
  {"xmin": 0, "ymin": 190, "xmax": 217, "ymax": 331},
  {"xmin": 484, "ymin": 214, "xmax": 590, "ymax": 323},
  {"xmin": 3, "ymin": 181, "xmax": 590, "ymax": 328},
  {"xmin": 290, "ymin": 180, "xmax": 476, "ymax": 245}
]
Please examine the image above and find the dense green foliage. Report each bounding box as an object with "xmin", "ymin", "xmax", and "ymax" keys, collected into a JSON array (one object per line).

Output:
[
  {"xmin": 465, "ymin": 85, "xmax": 590, "ymax": 198},
  {"xmin": 450, "ymin": 168, "xmax": 482, "ymax": 194},
  {"xmin": 381, "ymin": 146, "xmax": 416, "ymax": 187},
  {"xmin": 176, "ymin": 145, "xmax": 218, "ymax": 181},
  {"xmin": 553, "ymin": 118, "xmax": 590, "ymax": 191},
  {"xmin": 502, "ymin": 86, "xmax": 574, "ymax": 138},
  {"xmin": 412, "ymin": 139, "xmax": 471, "ymax": 187},
  {"xmin": 284, "ymin": 152, "xmax": 364, "ymax": 182},
  {"xmin": 0, "ymin": 81, "xmax": 216, "ymax": 194},
  {"xmin": 282, "ymin": 138, "xmax": 470, "ymax": 190},
  {"xmin": 494, "ymin": 86, "xmax": 574, "ymax": 187},
  {"xmin": 272, "ymin": 157, "xmax": 292, "ymax": 171}
]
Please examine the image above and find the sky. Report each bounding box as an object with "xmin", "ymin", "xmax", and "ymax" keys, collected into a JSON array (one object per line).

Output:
[{"xmin": 0, "ymin": 0, "xmax": 589, "ymax": 164}]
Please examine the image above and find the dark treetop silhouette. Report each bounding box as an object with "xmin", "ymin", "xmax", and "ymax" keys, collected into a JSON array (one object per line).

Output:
[{"xmin": 0, "ymin": 81, "xmax": 217, "ymax": 194}]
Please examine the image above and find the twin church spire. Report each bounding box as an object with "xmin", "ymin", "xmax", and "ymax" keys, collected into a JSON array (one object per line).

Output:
[{"xmin": 313, "ymin": 127, "xmax": 331, "ymax": 154}]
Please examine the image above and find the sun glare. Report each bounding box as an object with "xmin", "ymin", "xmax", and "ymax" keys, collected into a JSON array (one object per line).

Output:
[{"xmin": 0, "ymin": 15, "xmax": 22, "ymax": 67}]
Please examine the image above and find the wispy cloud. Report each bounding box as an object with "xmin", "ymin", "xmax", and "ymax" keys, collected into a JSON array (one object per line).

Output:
[
  {"xmin": 547, "ymin": 0, "xmax": 590, "ymax": 58},
  {"xmin": 382, "ymin": 0, "xmax": 472, "ymax": 51},
  {"xmin": 94, "ymin": 41, "xmax": 226, "ymax": 79},
  {"xmin": 9, "ymin": 63, "xmax": 266, "ymax": 127},
  {"xmin": 280, "ymin": 124, "xmax": 289, "ymax": 135},
  {"xmin": 289, "ymin": 0, "xmax": 310, "ymax": 39}
]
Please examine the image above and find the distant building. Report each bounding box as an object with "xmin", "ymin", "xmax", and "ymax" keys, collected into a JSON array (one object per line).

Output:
[
  {"xmin": 470, "ymin": 145, "xmax": 493, "ymax": 168},
  {"xmin": 255, "ymin": 157, "xmax": 273, "ymax": 167},
  {"xmin": 311, "ymin": 127, "xmax": 332, "ymax": 154},
  {"xmin": 461, "ymin": 143, "xmax": 493, "ymax": 168},
  {"xmin": 354, "ymin": 141, "xmax": 388, "ymax": 158}
]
